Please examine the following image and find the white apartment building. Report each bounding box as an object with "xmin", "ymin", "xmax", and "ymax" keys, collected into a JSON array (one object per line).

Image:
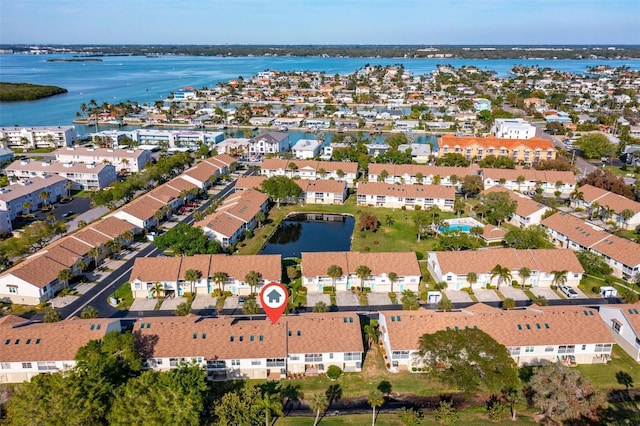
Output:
[
  {"xmin": 248, "ymin": 132, "xmax": 290, "ymax": 155},
  {"xmin": 291, "ymin": 139, "xmax": 322, "ymax": 159},
  {"xmin": 491, "ymin": 118, "xmax": 537, "ymax": 139},
  {"xmin": 53, "ymin": 147, "xmax": 153, "ymax": 173},
  {"xmin": 0, "ymin": 126, "xmax": 76, "ymax": 150},
  {"xmin": 5, "ymin": 159, "xmax": 117, "ymax": 190},
  {"xmin": 0, "ymin": 175, "xmax": 68, "ymax": 220}
]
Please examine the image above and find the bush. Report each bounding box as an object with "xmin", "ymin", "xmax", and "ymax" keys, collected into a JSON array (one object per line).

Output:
[
  {"xmin": 297, "ymin": 286, "xmax": 307, "ymax": 295},
  {"xmin": 621, "ymin": 291, "xmax": 639, "ymax": 304},
  {"xmin": 326, "ymin": 365, "xmax": 342, "ymax": 380},
  {"xmin": 414, "ymin": 251, "xmax": 424, "ymax": 260},
  {"xmin": 502, "ymin": 298, "xmax": 516, "ymax": 310},
  {"xmin": 322, "ymin": 286, "xmax": 335, "ymax": 295},
  {"xmin": 419, "ymin": 291, "xmax": 428, "ymax": 301},
  {"xmin": 175, "ymin": 301, "xmax": 192, "ymax": 316}
]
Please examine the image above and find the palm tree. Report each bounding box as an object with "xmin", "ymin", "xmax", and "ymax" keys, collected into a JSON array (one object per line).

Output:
[
  {"xmin": 551, "ymin": 270, "xmax": 568, "ymax": 288},
  {"xmin": 570, "ymin": 189, "xmax": 584, "ymax": 207},
  {"xmin": 490, "ymin": 264, "xmax": 512, "ymax": 290},
  {"xmin": 153, "ymin": 210, "xmax": 164, "ymax": 225},
  {"xmin": 192, "ymin": 211, "xmax": 204, "ymax": 222},
  {"xmin": 74, "ymin": 260, "xmax": 88, "ymax": 274},
  {"xmin": 415, "ymin": 172, "xmax": 424, "ymax": 185},
  {"xmin": 80, "ymin": 305, "xmax": 99, "ymax": 319},
  {"xmin": 39, "ymin": 190, "xmax": 50, "ymax": 210},
  {"xmin": 212, "ymin": 271, "xmax": 228, "ymax": 293},
  {"xmin": 355, "ymin": 265, "xmax": 372, "ymax": 289},
  {"xmin": 255, "ymin": 392, "xmax": 284, "ymax": 426},
  {"xmin": 255, "ymin": 210, "xmax": 266, "ymax": 228},
  {"xmin": 121, "ymin": 230, "xmax": 134, "ymax": 244},
  {"xmin": 309, "ymin": 392, "xmax": 329, "ymax": 426},
  {"xmin": 64, "ymin": 180, "xmax": 73, "ymax": 199},
  {"xmin": 245, "ymin": 270, "xmax": 261, "ymax": 295},
  {"xmin": 150, "ymin": 281, "xmax": 164, "ymax": 301},
  {"xmin": 46, "ymin": 211, "xmax": 56, "ymax": 224},
  {"xmin": 620, "ymin": 208, "xmax": 635, "ymax": 228},
  {"xmin": 327, "ymin": 264, "xmax": 343, "ymax": 293},
  {"xmin": 466, "ymin": 272, "xmax": 478, "ymax": 291},
  {"xmin": 57, "ymin": 268, "xmax": 73, "ymax": 289},
  {"xmin": 388, "ymin": 272, "xmax": 397, "ymax": 293},
  {"xmin": 367, "ymin": 389, "xmax": 384, "ymax": 426},
  {"xmin": 363, "ymin": 323, "xmax": 379, "ymax": 349},
  {"xmin": 22, "ymin": 201, "xmax": 32, "ymax": 216},
  {"xmin": 518, "ymin": 267, "xmax": 532, "ymax": 288},
  {"xmin": 242, "ymin": 296, "xmax": 260, "ymax": 320},
  {"xmin": 589, "ymin": 201, "xmax": 600, "ymax": 220},
  {"xmin": 88, "ymin": 246, "xmax": 103, "ymax": 268},
  {"xmin": 184, "ymin": 269, "xmax": 202, "ymax": 295},
  {"xmin": 516, "ymin": 175, "xmax": 525, "ymax": 191}
]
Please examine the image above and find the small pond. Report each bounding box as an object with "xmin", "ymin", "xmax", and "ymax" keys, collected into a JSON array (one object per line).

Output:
[{"xmin": 259, "ymin": 213, "xmax": 354, "ymax": 259}]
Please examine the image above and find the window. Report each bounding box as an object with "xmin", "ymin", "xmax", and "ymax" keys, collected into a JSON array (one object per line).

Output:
[
  {"xmin": 206, "ymin": 360, "xmax": 226, "ymax": 369},
  {"xmin": 344, "ymin": 352, "xmax": 360, "ymax": 361},
  {"xmin": 525, "ymin": 347, "xmax": 534, "ymax": 353},
  {"xmin": 392, "ymin": 351, "xmax": 410, "ymax": 359},
  {"xmin": 0, "ymin": 363, "xmax": 10, "ymax": 369},
  {"xmin": 266, "ymin": 358, "xmax": 285, "ymax": 367},
  {"xmin": 509, "ymin": 347, "xmax": 521, "ymax": 356},
  {"xmin": 545, "ymin": 346, "xmax": 554, "ymax": 353},
  {"xmin": 251, "ymin": 359, "xmax": 261, "ymax": 366},
  {"xmin": 612, "ymin": 320, "xmax": 622, "ymax": 333},
  {"xmin": 595, "ymin": 344, "xmax": 612, "ymax": 353},
  {"xmin": 329, "ymin": 353, "xmax": 333, "ymax": 359},
  {"xmin": 169, "ymin": 358, "xmax": 180, "ymax": 367},
  {"xmin": 558, "ymin": 345, "xmax": 575, "ymax": 354},
  {"xmin": 37, "ymin": 361, "xmax": 57, "ymax": 371},
  {"xmin": 8, "ymin": 287, "xmax": 17, "ymax": 294},
  {"xmin": 581, "ymin": 345, "xmax": 586, "ymax": 351},
  {"xmin": 289, "ymin": 355, "xmax": 300, "ymax": 361},
  {"xmin": 231, "ymin": 359, "xmax": 240, "ymax": 367},
  {"xmin": 305, "ymin": 353, "xmax": 322, "ymax": 362},
  {"xmin": 21, "ymin": 362, "xmax": 32, "ymax": 369}
]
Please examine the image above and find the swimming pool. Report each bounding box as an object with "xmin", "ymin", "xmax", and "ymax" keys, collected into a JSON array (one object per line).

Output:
[{"xmin": 439, "ymin": 224, "xmax": 473, "ymax": 233}]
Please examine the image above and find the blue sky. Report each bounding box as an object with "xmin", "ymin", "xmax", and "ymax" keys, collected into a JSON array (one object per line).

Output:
[{"xmin": 1, "ymin": 0, "xmax": 638, "ymax": 45}]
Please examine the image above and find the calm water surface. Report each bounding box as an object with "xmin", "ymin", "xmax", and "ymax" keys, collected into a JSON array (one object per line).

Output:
[
  {"xmin": 259, "ymin": 213, "xmax": 354, "ymax": 258},
  {"xmin": 1, "ymin": 54, "xmax": 639, "ymax": 127}
]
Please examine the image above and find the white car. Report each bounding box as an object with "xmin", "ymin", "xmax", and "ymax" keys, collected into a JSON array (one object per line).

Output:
[{"xmin": 560, "ymin": 285, "xmax": 579, "ymax": 299}]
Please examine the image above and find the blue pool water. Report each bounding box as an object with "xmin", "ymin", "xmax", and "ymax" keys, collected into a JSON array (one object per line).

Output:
[{"xmin": 439, "ymin": 224, "xmax": 472, "ymax": 233}]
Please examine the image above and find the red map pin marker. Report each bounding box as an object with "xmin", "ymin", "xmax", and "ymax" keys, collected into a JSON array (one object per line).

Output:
[{"xmin": 260, "ymin": 282, "xmax": 289, "ymax": 324}]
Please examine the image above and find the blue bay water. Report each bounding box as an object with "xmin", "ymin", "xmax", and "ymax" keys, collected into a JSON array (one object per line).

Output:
[{"xmin": 1, "ymin": 54, "xmax": 639, "ymax": 127}]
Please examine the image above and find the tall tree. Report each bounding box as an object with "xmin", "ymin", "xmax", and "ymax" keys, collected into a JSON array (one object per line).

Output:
[
  {"xmin": 245, "ymin": 270, "xmax": 262, "ymax": 295},
  {"xmin": 529, "ymin": 363, "xmax": 604, "ymax": 424},
  {"xmin": 466, "ymin": 272, "xmax": 478, "ymax": 291},
  {"xmin": 260, "ymin": 175, "xmax": 302, "ymax": 208},
  {"xmin": 518, "ymin": 267, "xmax": 532, "ymax": 287},
  {"xmin": 490, "ymin": 264, "xmax": 512, "ymax": 290},
  {"xmin": 367, "ymin": 389, "xmax": 384, "ymax": 426},
  {"xmin": 242, "ymin": 296, "xmax": 260, "ymax": 320},
  {"xmin": 255, "ymin": 391, "xmax": 284, "ymax": 426},
  {"xmin": 551, "ymin": 270, "xmax": 568, "ymax": 288},
  {"xmin": 57, "ymin": 268, "xmax": 73, "ymax": 289},
  {"xmin": 355, "ymin": 265, "xmax": 372, "ymax": 288},
  {"xmin": 213, "ymin": 271, "xmax": 229, "ymax": 293},
  {"xmin": 388, "ymin": 272, "xmax": 398, "ymax": 293},
  {"xmin": 309, "ymin": 392, "xmax": 329, "ymax": 426},
  {"xmin": 327, "ymin": 264, "xmax": 343, "ymax": 293},
  {"xmin": 184, "ymin": 268, "xmax": 202, "ymax": 295}
]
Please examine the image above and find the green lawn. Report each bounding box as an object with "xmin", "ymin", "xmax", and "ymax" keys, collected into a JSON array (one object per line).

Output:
[
  {"xmin": 577, "ymin": 345, "xmax": 640, "ymax": 391},
  {"xmin": 110, "ymin": 282, "xmax": 133, "ymax": 310},
  {"xmin": 603, "ymin": 165, "xmax": 640, "ymax": 179},
  {"xmin": 237, "ymin": 195, "xmax": 450, "ymax": 257}
]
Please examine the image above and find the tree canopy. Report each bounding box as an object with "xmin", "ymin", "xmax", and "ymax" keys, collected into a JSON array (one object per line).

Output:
[
  {"xmin": 260, "ymin": 176, "xmax": 302, "ymax": 207},
  {"xmin": 476, "ymin": 192, "xmax": 517, "ymax": 225},
  {"xmin": 576, "ymin": 133, "xmax": 615, "ymax": 159},
  {"xmin": 154, "ymin": 223, "xmax": 222, "ymax": 255},
  {"xmin": 503, "ymin": 225, "xmax": 553, "ymax": 249},
  {"xmin": 416, "ymin": 328, "xmax": 519, "ymax": 393}
]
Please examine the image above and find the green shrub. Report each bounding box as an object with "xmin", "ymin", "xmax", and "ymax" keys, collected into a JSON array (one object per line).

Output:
[
  {"xmin": 322, "ymin": 286, "xmax": 334, "ymax": 295},
  {"xmin": 502, "ymin": 298, "xmax": 516, "ymax": 310},
  {"xmin": 415, "ymin": 251, "xmax": 424, "ymax": 260},
  {"xmin": 326, "ymin": 365, "xmax": 342, "ymax": 380}
]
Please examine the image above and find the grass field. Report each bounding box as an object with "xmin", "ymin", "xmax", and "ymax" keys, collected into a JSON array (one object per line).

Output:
[
  {"xmin": 577, "ymin": 345, "xmax": 640, "ymax": 390},
  {"xmin": 110, "ymin": 282, "xmax": 133, "ymax": 309}
]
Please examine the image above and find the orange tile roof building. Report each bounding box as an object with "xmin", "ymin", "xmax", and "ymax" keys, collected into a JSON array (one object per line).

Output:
[
  {"xmin": 438, "ymin": 135, "xmax": 556, "ymax": 165},
  {"xmin": 367, "ymin": 163, "xmax": 481, "ymax": 187},
  {"xmin": 301, "ymin": 251, "xmax": 421, "ymax": 293},
  {"xmin": 129, "ymin": 254, "xmax": 282, "ymax": 297},
  {"xmin": 427, "ymin": 248, "xmax": 584, "ymax": 290},
  {"xmin": 541, "ymin": 212, "xmax": 640, "ymax": 281},
  {"xmin": 482, "ymin": 168, "xmax": 576, "ymax": 196},
  {"xmin": 133, "ymin": 313, "xmax": 364, "ymax": 380},
  {"xmin": 260, "ymin": 159, "xmax": 358, "ymax": 187},
  {"xmin": 379, "ymin": 304, "xmax": 614, "ymax": 370},
  {"xmin": 481, "ymin": 186, "xmax": 551, "ymax": 227},
  {"xmin": 575, "ymin": 184, "xmax": 640, "ymax": 230}
]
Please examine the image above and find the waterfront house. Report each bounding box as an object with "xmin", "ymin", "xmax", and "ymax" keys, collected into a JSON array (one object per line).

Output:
[
  {"xmin": 301, "ymin": 251, "xmax": 421, "ymax": 293},
  {"xmin": 541, "ymin": 212, "xmax": 640, "ymax": 281},
  {"xmin": 248, "ymin": 132, "xmax": 290, "ymax": 155},
  {"xmin": 378, "ymin": 304, "xmax": 614, "ymax": 371},
  {"xmin": 427, "ymin": 248, "xmax": 584, "ymax": 290},
  {"xmin": 129, "ymin": 254, "xmax": 281, "ymax": 297},
  {"xmin": 195, "ymin": 188, "xmax": 269, "ymax": 248},
  {"xmin": 356, "ymin": 181, "xmax": 455, "ymax": 211},
  {"xmin": 134, "ymin": 312, "xmax": 363, "ymax": 380}
]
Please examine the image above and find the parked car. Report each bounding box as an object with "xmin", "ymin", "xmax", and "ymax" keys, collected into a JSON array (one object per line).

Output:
[
  {"xmin": 560, "ymin": 285, "xmax": 579, "ymax": 299},
  {"xmin": 62, "ymin": 211, "xmax": 75, "ymax": 218}
]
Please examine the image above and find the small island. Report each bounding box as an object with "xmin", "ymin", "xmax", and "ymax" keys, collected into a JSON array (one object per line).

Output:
[
  {"xmin": 0, "ymin": 82, "xmax": 68, "ymax": 101},
  {"xmin": 46, "ymin": 58, "xmax": 103, "ymax": 62}
]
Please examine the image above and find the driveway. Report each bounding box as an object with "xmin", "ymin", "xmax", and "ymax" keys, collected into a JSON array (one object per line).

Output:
[
  {"xmin": 224, "ymin": 295, "xmax": 239, "ymax": 309},
  {"xmin": 530, "ymin": 287, "xmax": 560, "ymax": 301},
  {"xmin": 499, "ymin": 287, "xmax": 529, "ymax": 301},
  {"xmin": 192, "ymin": 295, "xmax": 216, "ymax": 310},
  {"xmin": 306, "ymin": 293, "xmax": 331, "ymax": 308},
  {"xmin": 367, "ymin": 292, "xmax": 392, "ymax": 305},
  {"xmin": 474, "ymin": 288, "xmax": 501, "ymax": 303},
  {"xmin": 335, "ymin": 291, "xmax": 358, "ymax": 307},
  {"xmin": 443, "ymin": 290, "xmax": 473, "ymax": 303},
  {"xmin": 158, "ymin": 296, "xmax": 187, "ymax": 311},
  {"xmin": 51, "ymin": 295, "xmax": 80, "ymax": 308},
  {"xmin": 130, "ymin": 298, "xmax": 158, "ymax": 312}
]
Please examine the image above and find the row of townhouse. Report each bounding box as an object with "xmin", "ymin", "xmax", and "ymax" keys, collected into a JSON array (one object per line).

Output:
[
  {"xmin": 574, "ymin": 184, "xmax": 640, "ymax": 230},
  {"xmin": 5, "ymin": 159, "xmax": 117, "ymax": 190},
  {"xmin": 379, "ymin": 304, "xmax": 614, "ymax": 370},
  {"xmin": 53, "ymin": 146, "xmax": 153, "ymax": 174},
  {"xmin": 366, "ymin": 163, "xmax": 576, "ymax": 196},
  {"xmin": 480, "ymin": 186, "xmax": 551, "ymax": 228},
  {"xmin": 301, "ymin": 251, "xmax": 421, "ymax": 293},
  {"xmin": 110, "ymin": 154, "xmax": 237, "ymax": 229},
  {"xmin": 195, "ymin": 188, "xmax": 269, "ymax": 249},
  {"xmin": 437, "ymin": 135, "xmax": 557, "ymax": 165},
  {"xmin": 236, "ymin": 175, "xmax": 348, "ymax": 206},
  {"xmin": 260, "ymin": 158, "xmax": 358, "ymax": 187},
  {"xmin": 427, "ymin": 248, "xmax": 584, "ymax": 291},
  {"xmin": 0, "ymin": 312, "xmax": 364, "ymax": 383},
  {"xmin": 356, "ymin": 181, "xmax": 456, "ymax": 211},
  {"xmin": 129, "ymin": 254, "xmax": 281, "ymax": 298},
  {"xmin": 542, "ymin": 212, "xmax": 640, "ymax": 281},
  {"xmin": 0, "ymin": 126, "xmax": 76, "ymax": 150},
  {"xmin": 0, "ymin": 174, "xmax": 67, "ymax": 221},
  {"xmin": 0, "ymin": 216, "xmax": 137, "ymax": 305}
]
